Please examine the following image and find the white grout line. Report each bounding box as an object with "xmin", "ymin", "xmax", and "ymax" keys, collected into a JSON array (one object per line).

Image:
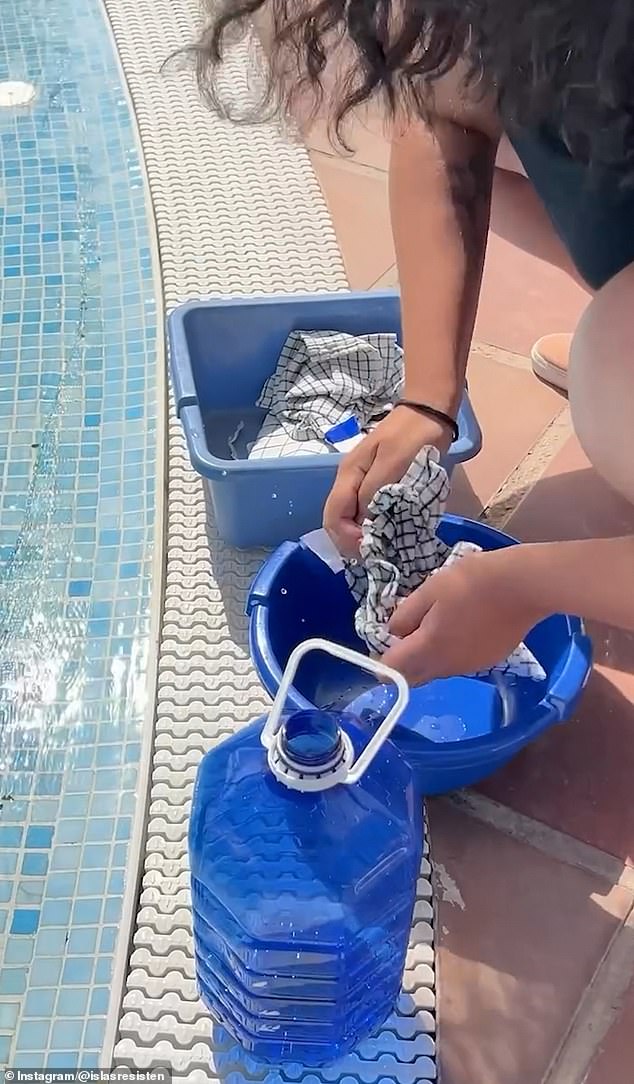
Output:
[{"xmin": 445, "ymin": 791, "xmax": 634, "ymax": 892}]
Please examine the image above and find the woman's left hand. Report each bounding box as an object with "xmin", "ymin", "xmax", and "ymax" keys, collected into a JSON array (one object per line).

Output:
[{"xmin": 383, "ymin": 546, "xmax": 545, "ymax": 685}]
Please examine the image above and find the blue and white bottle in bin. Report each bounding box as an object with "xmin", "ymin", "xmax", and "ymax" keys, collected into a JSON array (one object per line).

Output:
[{"xmin": 189, "ymin": 638, "xmax": 422, "ymax": 1066}]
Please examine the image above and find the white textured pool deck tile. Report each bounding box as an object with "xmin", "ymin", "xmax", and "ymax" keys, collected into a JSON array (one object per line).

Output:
[
  {"xmin": 102, "ymin": 0, "xmax": 440, "ymax": 1078},
  {"xmin": 101, "ymin": 3, "xmax": 634, "ymax": 1084}
]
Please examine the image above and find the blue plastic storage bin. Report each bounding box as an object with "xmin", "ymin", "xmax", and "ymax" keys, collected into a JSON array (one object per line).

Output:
[
  {"xmin": 246, "ymin": 515, "xmax": 593, "ymax": 794},
  {"xmin": 168, "ymin": 291, "xmax": 482, "ymax": 548}
]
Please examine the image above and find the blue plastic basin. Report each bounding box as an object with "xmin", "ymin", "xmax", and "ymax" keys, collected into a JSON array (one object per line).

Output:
[
  {"xmin": 167, "ymin": 291, "xmax": 482, "ymax": 548},
  {"xmin": 247, "ymin": 515, "xmax": 593, "ymax": 794}
]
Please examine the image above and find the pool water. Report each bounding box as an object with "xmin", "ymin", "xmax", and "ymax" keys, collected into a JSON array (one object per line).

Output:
[{"xmin": 0, "ymin": 0, "xmax": 157, "ymax": 1067}]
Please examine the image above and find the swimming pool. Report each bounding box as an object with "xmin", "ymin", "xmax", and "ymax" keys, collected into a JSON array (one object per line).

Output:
[{"xmin": 0, "ymin": 0, "xmax": 158, "ymax": 1066}]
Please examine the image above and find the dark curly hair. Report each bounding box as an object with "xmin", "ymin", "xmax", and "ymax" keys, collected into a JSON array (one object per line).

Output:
[{"xmin": 193, "ymin": 0, "xmax": 634, "ymax": 179}]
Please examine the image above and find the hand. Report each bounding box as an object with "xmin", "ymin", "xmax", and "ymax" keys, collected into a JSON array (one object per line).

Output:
[
  {"xmin": 383, "ymin": 546, "xmax": 546, "ymax": 685},
  {"xmin": 323, "ymin": 406, "xmax": 452, "ymax": 557}
]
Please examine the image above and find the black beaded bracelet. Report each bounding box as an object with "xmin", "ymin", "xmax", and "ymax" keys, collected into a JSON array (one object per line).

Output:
[{"xmin": 396, "ymin": 400, "xmax": 460, "ymax": 443}]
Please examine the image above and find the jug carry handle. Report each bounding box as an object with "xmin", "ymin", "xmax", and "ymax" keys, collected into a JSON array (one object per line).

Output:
[{"xmin": 261, "ymin": 638, "xmax": 409, "ymax": 785}]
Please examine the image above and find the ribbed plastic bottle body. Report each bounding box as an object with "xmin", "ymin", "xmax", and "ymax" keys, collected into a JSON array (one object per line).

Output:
[{"xmin": 189, "ymin": 716, "xmax": 422, "ymax": 1066}]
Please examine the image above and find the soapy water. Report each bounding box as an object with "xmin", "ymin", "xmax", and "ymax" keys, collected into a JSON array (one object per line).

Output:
[{"xmin": 311, "ymin": 665, "xmax": 542, "ymax": 743}]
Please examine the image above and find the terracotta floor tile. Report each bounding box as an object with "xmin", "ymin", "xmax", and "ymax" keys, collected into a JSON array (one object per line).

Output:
[
  {"xmin": 311, "ymin": 153, "xmax": 394, "ymax": 289},
  {"xmin": 311, "ymin": 177, "xmax": 588, "ymax": 355},
  {"xmin": 475, "ymin": 232, "xmax": 590, "ymax": 357},
  {"xmin": 507, "ymin": 434, "xmax": 634, "ymax": 543},
  {"xmin": 447, "ymin": 351, "xmax": 563, "ymax": 519},
  {"xmin": 585, "ymin": 971, "xmax": 634, "ymax": 1084},
  {"xmin": 430, "ymin": 802, "xmax": 632, "ymax": 1084},
  {"xmin": 478, "ymin": 436, "xmax": 634, "ymax": 862},
  {"xmin": 308, "ymin": 133, "xmax": 589, "ymax": 352},
  {"xmin": 480, "ymin": 666, "xmax": 634, "ymax": 864},
  {"xmin": 305, "ymin": 105, "xmax": 391, "ymax": 172}
]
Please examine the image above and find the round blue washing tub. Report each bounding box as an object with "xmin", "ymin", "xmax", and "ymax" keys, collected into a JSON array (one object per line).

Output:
[{"xmin": 246, "ymin": 514, "xmax": 593, "ymax": 795}]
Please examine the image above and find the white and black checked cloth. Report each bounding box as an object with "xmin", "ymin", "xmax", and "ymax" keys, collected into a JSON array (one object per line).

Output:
[
  {"xmin": 346, "ymin": 449, "xmax": 451, "ymax": 653},
  {"xmin": 249, "ymin": 330, "xmax": 403, "ymax": 459},
  {"xmin": 346, "ymin": 452, "xmax": 546, "ymax": 681}
]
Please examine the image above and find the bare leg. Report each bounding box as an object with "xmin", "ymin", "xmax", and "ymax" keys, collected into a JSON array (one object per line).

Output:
[
  {"xmin": 569, "ymin": 263, "xmax": 634, "ymax": 504},
  {"xmin": 489, "ymin": 144, "xmax": 634, "ymax": 501}
]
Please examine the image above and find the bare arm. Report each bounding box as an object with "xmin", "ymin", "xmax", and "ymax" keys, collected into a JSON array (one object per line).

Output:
[
  {"xmin": 324, "ymin": 80, "xmax": 500, "ymax": 555},
  {"xmin": 390, "ymin": 114, "xmax": 497, "ymax": 414},
  {"xmin": 385, "ymin": 536, "xmax": 634, "ymax": 685},
  {"xmin": 515, "ymin": 536, "xmax": 634, "ymax": 630}
]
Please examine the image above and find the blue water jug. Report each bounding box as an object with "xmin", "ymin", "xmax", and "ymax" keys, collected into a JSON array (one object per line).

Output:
[{"xmin": 189, "ymin": 638, "xmax": 422, "ymax": 1066}]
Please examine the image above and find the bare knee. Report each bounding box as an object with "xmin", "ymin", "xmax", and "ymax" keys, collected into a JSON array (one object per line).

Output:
[{"xmin": 569, "ymin": 263, "xmax": 634, "ymax": 505}]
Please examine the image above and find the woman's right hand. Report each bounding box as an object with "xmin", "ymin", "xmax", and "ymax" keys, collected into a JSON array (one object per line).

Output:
[{"xmin": 323, "ymin": 405, "xmax": 453, "ymax": 557}]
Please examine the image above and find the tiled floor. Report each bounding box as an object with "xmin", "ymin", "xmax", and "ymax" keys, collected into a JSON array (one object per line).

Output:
[
  {"xmin": 585, "ymin": 968, "xmax": 634, "ymax": 1084},
  {"xmin": 431, "ymin": 803, "xmax": 632, "ymax": 1084},
  {"xmin": 308, "ymin": 111, "xmax": 634, "ymax": 1082},
  {"xmin": 482, "ymin": 438, "xmax": 634, "ymax": 866}
]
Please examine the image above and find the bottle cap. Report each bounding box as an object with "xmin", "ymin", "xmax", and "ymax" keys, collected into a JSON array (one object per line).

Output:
[{"xmin": 261, "ymin": 639, "xmax": 408, "ymax": 792}]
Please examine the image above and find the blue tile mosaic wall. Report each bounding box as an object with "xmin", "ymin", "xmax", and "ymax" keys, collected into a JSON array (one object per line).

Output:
[{"xmin": 0, "ymin": 0, "xmax": 157, "ymax": 1067}]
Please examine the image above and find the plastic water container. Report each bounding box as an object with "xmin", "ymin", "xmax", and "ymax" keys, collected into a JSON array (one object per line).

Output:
[
  {"xmin": 189, "ymin": 640, "xmax": 421, "ymax": 1066},
  {"xmin": 168, "ymin": 291, "xmax": 482, "ymax": 548},
  {"xmin": 247, "ymin": 515, "xmax": 593, "ymax": 794}
]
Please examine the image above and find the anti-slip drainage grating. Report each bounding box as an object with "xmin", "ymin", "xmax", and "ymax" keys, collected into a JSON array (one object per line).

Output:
[{"xmin": 99, "ymin": 0, "xmax": 438, "ymax": 1076}]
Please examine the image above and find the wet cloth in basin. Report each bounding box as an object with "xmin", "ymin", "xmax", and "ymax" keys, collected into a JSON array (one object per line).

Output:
[
  {"xmin": 345, "ymin": 450, "xmax": 546, "ymax": 680},
  {"xmin": 248, "ymin": 330, "xmax": 402, "ymax": 459}
]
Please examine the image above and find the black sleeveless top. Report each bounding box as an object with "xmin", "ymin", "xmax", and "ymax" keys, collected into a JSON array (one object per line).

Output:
[{"xmin": 508, "ymin": 123, "xmax": 634, "ymax": 290}]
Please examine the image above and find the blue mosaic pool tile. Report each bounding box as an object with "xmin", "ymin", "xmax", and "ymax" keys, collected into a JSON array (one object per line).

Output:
[
  {"xmin": 24, "ymin": 990, "xmax": 56, "ymax": 1018},
  {"xmin": 0, "ymin": 0, "xmax": 156, "ymax": 1064},
  {"xmin": 0, "ymin": 969, "xmax": 28, "ymax": 995},
  {"xmin": 0, "ymin": 1004, "xmax": 19, "ymax": 1030},
  {"xmin": 21, "ymin": 849, "xmax": 48, "ymax": 875},
  {"xmin": 10, "ymin": 910, "xmax": 40, "ymax": 936},
  {"xmin": 0, "ymin": 827, "xmax": 23, "ymax": 848},
  {"xmin": 4, "ymin": 940, "xmax": 35, "ymax": 966}
]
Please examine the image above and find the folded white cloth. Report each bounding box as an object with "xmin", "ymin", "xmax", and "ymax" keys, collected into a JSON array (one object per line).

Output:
[
  {"xmin": 247, "ymin": 414, "xmax": 331, "ymax": 460},
  {"xmin": 249, "ymin": 330, "xmax": 403, "ymax": 459},
  {"xmin": 344, "ymin": 449, "xmax": 546, "ymax": 681}
]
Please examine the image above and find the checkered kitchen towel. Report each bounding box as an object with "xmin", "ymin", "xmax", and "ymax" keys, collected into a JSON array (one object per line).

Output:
[
  {"xmin": 345, "ymin": 448, "xmax": 451, "ymax": 653},
  {"xmin": 346, "ymin": 449, "xmax": 546, "ymax": 680},
  {"xmin": 248, "ymin": 330, "xmax": 403, "ymax": 459}
]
